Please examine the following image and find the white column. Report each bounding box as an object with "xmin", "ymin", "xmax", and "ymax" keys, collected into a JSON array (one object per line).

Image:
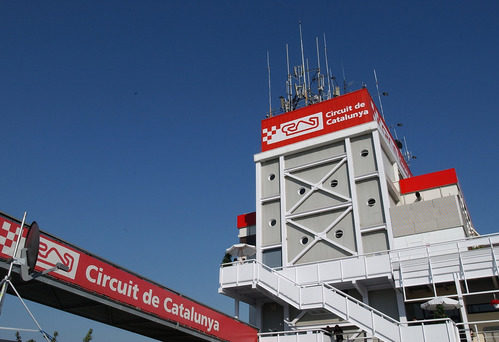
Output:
[
  {"xmin": 234, "ymin": 299, "xmax": 240, "ymax": 319},
  {"xmin": 283, "ymin": 304, "xmax": 290, "ymax": 331},
  {"xmin": 454, "ymin": 273, "xmax": 471, "ymax": 341},
  {"xmin": 396, "ymin": 289, "xmax": 407, "ymax": 323}
]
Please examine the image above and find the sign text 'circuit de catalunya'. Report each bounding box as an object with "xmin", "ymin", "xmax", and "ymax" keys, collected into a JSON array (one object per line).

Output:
[
  {"xmin": 261, "ymin": 88, "xmax": 411, "ymax": 177},
  {"xmin": 0, "ymin": 215, "xmax": 257, "ymax": 342}
]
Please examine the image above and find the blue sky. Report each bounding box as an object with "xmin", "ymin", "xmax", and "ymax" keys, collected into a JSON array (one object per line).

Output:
[{"xmin": 1, "ymin": 1, "xmax": 498, "ymax": 340}]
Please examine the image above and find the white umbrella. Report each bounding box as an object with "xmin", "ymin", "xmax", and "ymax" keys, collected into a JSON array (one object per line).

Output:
[
  {"xmin": 226, "ymin": 243, "xmax": 256, "ymax": 259},
  {"xmin": 420, "ymin": 297, "xmax": 462, "ymax": 311}
]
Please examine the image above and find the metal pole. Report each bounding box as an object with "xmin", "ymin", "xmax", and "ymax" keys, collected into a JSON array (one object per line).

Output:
[{"xmin": 0, "ymin": 212, "xmax": 27, "ymax": 308}]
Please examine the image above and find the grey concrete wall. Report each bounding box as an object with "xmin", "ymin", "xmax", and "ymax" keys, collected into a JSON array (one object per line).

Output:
[{"xmin": 390, "ymin": 195, "xmax": 463, "ymax": 237}]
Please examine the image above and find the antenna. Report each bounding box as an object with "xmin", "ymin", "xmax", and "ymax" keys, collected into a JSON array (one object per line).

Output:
[
  {"xmin": 342, "ymin": 64, "xmax": 347, "ymax": 94},
  {"xmin": 306, "ymin": 58, "xmax": 311, "ymax": 99},
  {"xmin": 286, "ymin": 44, "xmax": 292, "ymax": 109},
  {"xmin": 299, "ymin": 22, "xmax": 308, "ymax": 105},
  {"xmin": 373, "ymin": 68, "xmax": 385, "ymax": 119},
  {"xmin": 315, "ymin": 36, "xmax": 324, "ymax": 102},
  {"xmin": 267, "ymin": 50, "xmax": 272, "ymax": 117},
  {"xmin": 323, "ymin": 33, "xmax": 332, "ymax": 100},
  {"xmin": 279, "ymin": 26, "xmax": 332, "ymax": 111},
  {"xmin": 402, "ymin": 136, "xmax": 417, "ymax": 164}
]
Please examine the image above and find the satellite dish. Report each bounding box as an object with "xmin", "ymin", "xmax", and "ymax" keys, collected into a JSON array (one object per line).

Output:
[
  {"xmin": 21, "ymin": 221, "xmax": 69, "ymax": 282},
  {"xmin": 25, "ymin": 221, "xmax": 40, "ymax": 273}
]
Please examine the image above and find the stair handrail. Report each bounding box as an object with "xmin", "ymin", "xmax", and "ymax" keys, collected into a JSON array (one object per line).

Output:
[
  {"xmin": 221, "ymin": 260, "xmax": 459, "ymax": 341},
  {"xmin": 245, "ymin": 259, "xmax": 402, "ymax": 327}
]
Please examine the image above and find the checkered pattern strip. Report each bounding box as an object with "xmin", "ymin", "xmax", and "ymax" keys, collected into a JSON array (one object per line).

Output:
[
  {"xmin": 262, "ymin": 125, "xmax": 278, "ymax": 143},
  {"xmin": 0, "ymin": 220, "xmax": 26, "ymax": 257}
]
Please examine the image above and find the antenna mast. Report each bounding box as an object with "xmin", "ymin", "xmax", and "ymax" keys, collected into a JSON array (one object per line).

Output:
[
  {"xmin": 373, "ymin": 69, "xmax": 385, "ymax": 119},
  {"xmin": 342, "ymin": 64, "xmax": 347, "ymax": 94},
  {"xmin": 286, "ymin": 44, "xmax": 292, "ymax": 109},
  {"xmin": 267, "ymin": 50, "xmax": 272, "ymax": 117},
  {"xmin": 299, "ymin": 22, "xmax": 308, "ymax": 105},
  {"xmin": 315, "ymin": 36, "xmax": 324, "ymax": 102},
  {"xmin": 323, "ymin": 33, "xmax": 332, "ymax": 100}
]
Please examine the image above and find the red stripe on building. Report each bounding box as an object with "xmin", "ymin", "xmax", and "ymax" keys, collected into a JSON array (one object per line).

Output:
[
  {"xmin": 237, "ymin": 212, "xmax": 256, "ymax": 229},
  {"xmin": 399, "ymin": 168, "xmax": 458, "ymax": 194}
]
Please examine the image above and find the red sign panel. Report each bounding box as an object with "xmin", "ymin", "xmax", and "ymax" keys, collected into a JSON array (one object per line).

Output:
[
  {"xmin": 399, "ymin": 168, "xmax": 457, "ymax": 194},
  {"xmin": 262, "ymin": 89, "xmax": 374, "ymax": 151},
  {"xmin": 0, "ymin": 215, "xmax": 257, "ymax": 342},
  {"xmin": 261, "ymin": 89, "xmax": 412, "ymax": 177}
]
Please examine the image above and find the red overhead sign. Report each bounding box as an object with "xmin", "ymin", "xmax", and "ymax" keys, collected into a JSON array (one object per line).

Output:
[
  {"xmin": 261, "ymin": 88, "xmax": 411, "ymax": 177},
  {"xmin": 261, "ymin": 89, "xmax": 374, "ymax": 151},
  {"xmin": 0, "ymin": 215, "xmax": 257, "ymax": 342}
]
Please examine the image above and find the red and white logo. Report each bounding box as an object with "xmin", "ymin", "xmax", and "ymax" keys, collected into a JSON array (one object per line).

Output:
[
  {"xmin": 37, "ymin": 237, "xmax": 80, "ymax": 280},
  {"xmin": 262, "ymin": 112, "xmax": 323, "ymax": 145},
  {"xmin": 0, "ymin": 217, "xmax": 80, "ymax": 280}
]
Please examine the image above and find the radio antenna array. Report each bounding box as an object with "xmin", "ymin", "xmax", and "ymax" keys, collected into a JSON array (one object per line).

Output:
[
  {"xmin": 279, "ymin": 24, "xmax": 338, "ymax": 114},
  {"xmin": 267, "ymin": 51, "xmax": 272, "ymax": 117}
]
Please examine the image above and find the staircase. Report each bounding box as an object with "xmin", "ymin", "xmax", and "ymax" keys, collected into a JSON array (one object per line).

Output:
[{"xmin": 220, "ymin": 260, "xmax": 459, "ymax": 342}]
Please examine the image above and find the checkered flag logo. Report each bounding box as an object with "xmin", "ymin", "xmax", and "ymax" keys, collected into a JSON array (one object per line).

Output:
[
  {"xmin": 262, "ymin": 112, "xmax": 324, "ymax": 147},
  {"xmin": 262, "ymin": 125, "xmax": 279, "ymax": 143},
  {"xmin": 0, "ymin": 220, "xmax": 26, "ymax": 258}
]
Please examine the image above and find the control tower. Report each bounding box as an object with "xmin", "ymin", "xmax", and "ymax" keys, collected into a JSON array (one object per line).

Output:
[{"xmin": 220, "ymin": 85, "xmax": 497, "ymax": 342}]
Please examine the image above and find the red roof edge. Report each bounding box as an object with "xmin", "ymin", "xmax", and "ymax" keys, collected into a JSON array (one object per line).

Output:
[
  {"xmin": 237, "ymin": 212, "xmax": 256, "ymax": 229},
  {"xmin": 400, "ymin": 168, "xmax": 458, "ymax": 194}
]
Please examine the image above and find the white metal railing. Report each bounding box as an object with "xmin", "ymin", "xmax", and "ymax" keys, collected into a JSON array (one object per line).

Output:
[
  {"xmin": 249, "ymin": 233, "xmax": 499, "ymax": 290},
  {"xmin": 259, "ymin": 329, "xmax": 330, "ymax": 342},
  {"xmin": 255, "ymin": 320, "xmax": 459, "ymax": 342},
  {"xmin": 220, "ymin": 260, "xmax": 459, "ymax": 342},
  {"xmin": 392, "ymin": 235, "xmax": 499, "ymax": 289}
]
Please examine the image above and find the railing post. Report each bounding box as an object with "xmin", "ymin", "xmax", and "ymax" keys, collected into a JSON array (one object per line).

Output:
[
  {"xmin": 426, "ymin": 246, "xmax": 437, "ymax": 296},
  {"xmin": 317, "ymin": 263, "xmax": 320, "ymax": 283},
  {"xmin": 489, "ymin": 237, "xmax": 499, "ymax": 276},
  {"xmin": 345, "ymin": 295, "xmax": 349, "ymax": 320},
  {"xmin": 364, "ymin": 255, "xmax": 369, "ymax": 278},
  {"xmin": 236, "ymin": 262, "xmax": 240, "ymax": 286},
  {"xmin": 321, "ymin": 284, "xmax": 325, "ymax": 308},
  {"xmin": 421, "ymin": 322, "xmax": 426, "ymax": 342},
  {"xmin": 398, "ymin": 322, "xmax": 403, "ymax": 342},
  {"xmin": 253, "ymin": 261, "xmax": 257, "ymax": 288},
  {"xmin": 445, "ymin": 319, "xmax": 452, "ymax": 342},
  {"xmin": 371, "ymin": 307, "xmax": 375, "ymax": 337}
]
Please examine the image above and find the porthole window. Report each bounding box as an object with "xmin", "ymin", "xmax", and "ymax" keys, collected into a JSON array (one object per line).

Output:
[
  {"xmin": 330, "ymin": 179, "xmax": 338, "ymax": 188},
  {"xmin": 300, "ymin": 237, "xmax": 309, "ymax": 245},
  {"xmin": 360, "ymin": 149, "xmax": 369, "ymax": 157},
  {"xmin": 269, "ymin": 219, "xmax": 277, "ymax": 227},
  {"xmin": 268, "ymin": 173, "xmax": 276, "ymax": 181},
  {"xmin": 298, "ymin": 187, "xmax": 306, "ymax": 195},
  {"xmin": 367, "ymin": 198, "xmax": 376, "ymax": 207},
  {"xmin": 335, "ymin": 230, "xmax": 344, "ymax": 238}
]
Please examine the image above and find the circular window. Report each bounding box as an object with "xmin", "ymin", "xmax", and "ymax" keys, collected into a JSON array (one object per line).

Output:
[
  {"xmin": 300, "ymin": 237, "xmax": 309, "ymax": 245},
  {"xmin": 367, "ymin": 198, "xmax": 376, "ymax": 207},
  {"xmin": 330, "ymin": 179, "xmax": 338, "ymax": 188},
  {"xmin": 298, "ymin": 187, "xmax": 306, "ymax": 195},
  {"xmin": 269, "ymin": 219, "xmax": 277, "ymax": 227},
  {"xmin": 335, "ymin": 230, "xmax": 344, "ymax": 238},
  {"xmin": 268, "ymin": 173, "xmax": 276, "ymax": 181},
  {"xmin": 361, "ymin": 149, "xmax": 369, "ymax": 157}
]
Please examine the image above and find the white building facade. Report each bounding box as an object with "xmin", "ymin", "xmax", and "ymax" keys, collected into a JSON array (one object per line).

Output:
[{"xmin": 220, "ymin": 89, "xmax": 497, "ymax": 342}]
